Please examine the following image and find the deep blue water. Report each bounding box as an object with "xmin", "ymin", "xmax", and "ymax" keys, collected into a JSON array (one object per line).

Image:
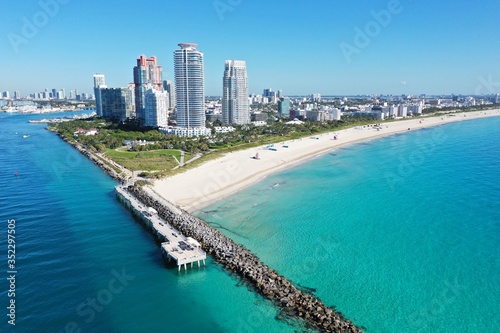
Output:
[
  {"xmin": 197, "ymin": 115, "xmax": 500, "ymax": 332},
  {"xmin": 0, "ymin": 112, "xmax": 299, "ymax": 333}
]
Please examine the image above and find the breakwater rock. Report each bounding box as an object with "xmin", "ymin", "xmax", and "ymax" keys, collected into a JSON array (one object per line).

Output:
[
  {"xmin": 49, "ymin": 129, "xmax": 123, "ymax": 182},
  {"xmin": 128, "ymin": 186, "xmax": 363, "ymax": 333}
]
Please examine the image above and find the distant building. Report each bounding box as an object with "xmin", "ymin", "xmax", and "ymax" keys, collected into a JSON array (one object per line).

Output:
[
  {"xmin": 213, "ymin": 126, "xmax": 236, "ymax": 134},
  {"xmin": 398, "ymin": 105, "xmax": 408, "ymax": 117},
  {"xmin": 206, "ymin": 113, "xmax": 223, "ymax": 123},
  {"xmin": 174, "ymin": 43, "xmax": 205, "ymax": 128},
  {"xmin": 263, "ymin": 88, "xmax": 273, "ymax": 98},
  {"xmin": 101, "ymin": 87, "xmax": 135, "ymax": 122},
  {"xmin": 133, "ymin": 55, "xmax": 163, "ymax": 125},
  {"xmin": 2, "ymin": 91, "xmax": 10, "ymax": 99},
  {"xmin": 331, "ymin": 108, "xmax": 342, "ymax": 120},
  {"xmin": 278, "ymin": 97, "xmax": 291, "ymax": 118},
  {"xmin": 93, "ymin": 74, "xmax": 106, "ymax": 116},
  {"xmin": 144, "ymin": 88, "xmax": 169, "ymax": 127},
  {"xmin": 222, "ymin": 60, "xmax": 249, "ymax": 125},
  {"xmin": 251, "ymin": 112, "xmax": 268, "ymax": 122},
  {"xmin": 407, "ymin": 104, "xmax": 423, "ymax": 115},
  {"xmin": 263, "ymin": 88, "xmax": 278, "ymax": 103},
  {"xmin": 160, "ymin": 127, "xmax": 212, "ymax": 137},
  {"xmin": 311, "ymin": 93, "xmax": 321, "ymax": 102},
  {"xmin": 13, "ymin": 91, "xmax": 20, "ymax": 99},
  {"xmin": 290, "ymin": 109, "xmax": 306, "ymax": 120},
  {"xmin": 162, "ymin": 80, "xmax": 176, "ymax": 110}
]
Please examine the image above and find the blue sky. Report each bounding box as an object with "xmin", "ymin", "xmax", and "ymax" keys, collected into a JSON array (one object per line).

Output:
[{"xmin": 1, "ymin": 0, "xmax": 499, "ymax": 96}]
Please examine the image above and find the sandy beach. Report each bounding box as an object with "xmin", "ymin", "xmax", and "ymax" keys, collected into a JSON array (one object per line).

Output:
[{"xmin": 152, "ymin": 110, "xmax": 500, "ymax": 212}]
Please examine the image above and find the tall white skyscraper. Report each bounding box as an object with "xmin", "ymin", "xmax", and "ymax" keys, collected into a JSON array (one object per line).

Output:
[
  {"xmin": 93, "ymin": 74, "xmax": 106, "ymax": 116},
  {"xmin": 174, "ymin": 43, "xmax": 205, "ymax": 128},
  {"xmin": 222, "ymin": 60, "xmax": 249, "ymax": 125}
]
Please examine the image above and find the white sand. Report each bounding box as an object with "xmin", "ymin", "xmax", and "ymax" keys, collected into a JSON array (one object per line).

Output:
[{"xmin": 152, "ymin": 110, "xmax": 500, "ymax": 212}]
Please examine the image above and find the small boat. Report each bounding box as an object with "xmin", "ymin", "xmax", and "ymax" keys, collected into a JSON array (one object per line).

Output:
[{"xmin": 23, "ymin": 135, "xmax": 29, "ymax": 138}]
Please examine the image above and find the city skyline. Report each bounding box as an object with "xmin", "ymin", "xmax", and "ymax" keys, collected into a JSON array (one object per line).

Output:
[{"xmin": 1, "ymin": 0, "xmax": 500, "ymax": 96}]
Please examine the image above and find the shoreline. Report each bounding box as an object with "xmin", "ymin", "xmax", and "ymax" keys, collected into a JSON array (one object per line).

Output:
[
  {"xmin": 46, "ymin": 108, "xmax": 499, "ymax": 332},
  {"xmin": 49, "ymin": 120, "xmax": 363, "ymax": 332},
  {"xmin": 153, "ymin": 110, "xmax": 500, "ymax": 212}
]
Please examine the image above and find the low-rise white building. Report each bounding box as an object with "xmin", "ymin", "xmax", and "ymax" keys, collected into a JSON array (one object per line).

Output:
[{"xmin": 160, "ymin": 127, "xmax": 212, "ymax": 137}]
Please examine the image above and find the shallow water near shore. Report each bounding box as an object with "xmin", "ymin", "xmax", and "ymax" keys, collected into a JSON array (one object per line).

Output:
[
  {"xmin": 0, "ymin": 112, "xmax": 301, "ymax": 332},
  {"xmin": 197, "ymin": 116, "xmax": 500, "ymax": 332}
]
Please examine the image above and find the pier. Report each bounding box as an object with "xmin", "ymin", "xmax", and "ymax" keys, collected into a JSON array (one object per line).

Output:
[
  {"xmin": 125, "ymin": 185, "xmax": 362, "ymax": 333},
  {"xmin": 115, "ymin": 186, "xmax": 206, "ymax": 271}
]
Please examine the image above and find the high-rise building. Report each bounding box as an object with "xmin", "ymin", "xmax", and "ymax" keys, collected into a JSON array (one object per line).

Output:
[
  {"xmin": 13, "ymin": 91, "xmax": 20, "ymax": 99},
  {"xmin": 278, "ymin": 97, "xmax": 291, "ymax": 118},
  {"xmin": 133, "ymin": 55, "xmax": 163, "ymax": 125},
  {"xmin": 51, "ymin": 88, "xmax": 57, "ymax": 99},
  {"xmin": 144, "ymin": 88, "xmax": 169, "ymax": 127},
  {"xmin": 263, "ymin": 88, "xmax": 277, "ymax": 103},
  {"xmin": 101, "ymin": 87, "xmax": 135, "ymax": 122},
  {"xmin": 311, "ymin": 93, "xmax": 321, "ymax": 102},
  {"xmin": 2, "ymin": 91, "xmax": 10, "ymax": 99},
  {"xmin": 398, "ymin": 105, "xmax": 408, "ymax": 117},
  {"xmin": 162, "ymin": 80, "xmax": 176, "ymax": 110},
  {"xmin": 93, "ymin": 74, "xmax": 106, "ymax": 116},
  {"xmin": 222, "ymin": 60, "xmax": 249, "ymax": 125},
  {"xmin": 174, "ymin": 43, "xmax": 205, "ymax": 128}
]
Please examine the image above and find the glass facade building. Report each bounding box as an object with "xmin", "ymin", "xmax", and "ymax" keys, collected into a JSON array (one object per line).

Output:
[
  {"xmin": 174, "ymin": 43, "xmax": 205, "ymax": 128},
  {"xmin": 222, "ymin": 60, "xmax": 249, "ymax": 125}
]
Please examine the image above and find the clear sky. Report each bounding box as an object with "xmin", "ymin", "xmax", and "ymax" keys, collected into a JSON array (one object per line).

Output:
[{"xmin": 1, "ymin": 0, "xmax": 499, "ymax": 96}]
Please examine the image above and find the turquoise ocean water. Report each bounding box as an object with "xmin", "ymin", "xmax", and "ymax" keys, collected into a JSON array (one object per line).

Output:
[
  {"xmin": 197, "ymin": 116, "xmax": 500, "ymax": 332},
  {"xmin": 0, "ymin": 112, "xmax": 298, "ymax": 333},
  {"xmin": 1, "ymin": 112, "xmax": 498, "ymax": 332}
]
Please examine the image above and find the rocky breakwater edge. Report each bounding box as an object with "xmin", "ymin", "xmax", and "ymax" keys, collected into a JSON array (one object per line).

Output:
[
  {"xmin": 128, "ymin": 186, "xmax": 363, "ymax": 333},
  {"xmin": 48, "ymin": 127, "xmax": 363, "ymax": 332},
  {"xmin": 48, "ymin": 128, "xmax": 124, "ymax": 182}
]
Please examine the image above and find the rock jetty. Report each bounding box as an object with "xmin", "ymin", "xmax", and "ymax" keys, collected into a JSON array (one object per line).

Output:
[
  {"xmin": 127, "ymin": 186, "xmax": 363, "ymax": 333},
  {"xmin": 50, "ymin": 128, "xmax": 363, "ymax": 332}
]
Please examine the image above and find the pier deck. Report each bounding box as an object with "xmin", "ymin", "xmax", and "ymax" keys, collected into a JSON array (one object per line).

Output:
[{"xmin": 116, "ymin": 186, "xmax": 206, "ymax": 271}]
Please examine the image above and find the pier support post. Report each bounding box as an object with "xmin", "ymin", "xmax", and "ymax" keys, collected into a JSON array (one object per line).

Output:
[
  {"xmin": 183, "ymin": 263, "xmax": 187, "ymax": 271},
  {"xmin": 203, "ymin": 259, "xmax": 206, "ymax": 266},
  {"xmin": 177, "ymin": 265, "xmax": 180, "ymax": 272}
]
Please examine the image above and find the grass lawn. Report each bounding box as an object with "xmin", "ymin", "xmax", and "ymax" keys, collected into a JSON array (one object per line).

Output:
[{"xmin": 105, "ymin": 148, "xmax": 192, "ymax": 171}]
